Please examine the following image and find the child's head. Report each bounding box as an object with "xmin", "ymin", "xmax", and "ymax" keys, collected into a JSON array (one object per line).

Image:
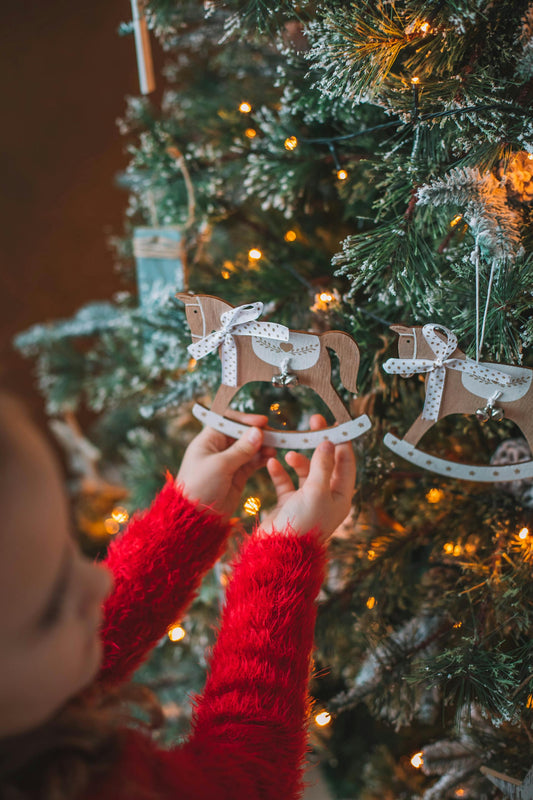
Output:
[{"xmin": 0, "ymin": 393, "xmax": 113, "ymax": 737}]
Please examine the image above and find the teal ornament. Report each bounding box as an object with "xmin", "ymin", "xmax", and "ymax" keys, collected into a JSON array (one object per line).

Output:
[
  {"xmin": 481, "ymin": 765, "xmax": 533, "ymax": 799},
  {"xmin": 133, "ymin": 227, "xmax": 185, "ymax": 308}
]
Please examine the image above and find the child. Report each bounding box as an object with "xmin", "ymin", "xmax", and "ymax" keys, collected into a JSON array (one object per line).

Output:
[{"xmin": 0, "ymin": 392, "xmax": 355, "ymax": 800}]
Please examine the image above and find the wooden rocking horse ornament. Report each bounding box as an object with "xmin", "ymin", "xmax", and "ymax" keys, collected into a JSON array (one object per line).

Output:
[
  {"xmin": 177, "ymin": 293, "xmax": 371, "ymax": 448},
  {"xmin": 383, "ymin": 323, "xmax": 533, "ymax": 482}
]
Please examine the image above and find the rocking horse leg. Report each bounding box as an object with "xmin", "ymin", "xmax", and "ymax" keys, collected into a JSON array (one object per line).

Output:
[
  {"xmin": 403, "ymin": 416, "xmax": 434, "ymax": 447},
  {"xmin": 211, "ymin": 384, "xmax": 239, "ymax": 417},
  {"xmin": 313, "ymin": 382, "xmax": 351, "ymax": 424}
]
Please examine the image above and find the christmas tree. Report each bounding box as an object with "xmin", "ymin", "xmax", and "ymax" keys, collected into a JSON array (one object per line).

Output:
[{"xmin": 15, "ymin": 1, "xmax": 533, "ymax": 797}]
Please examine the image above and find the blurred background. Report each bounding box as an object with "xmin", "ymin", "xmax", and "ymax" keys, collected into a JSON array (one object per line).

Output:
[{"xmin": 0, "ymin": 0, "xmax": 137, "ymax": 426}]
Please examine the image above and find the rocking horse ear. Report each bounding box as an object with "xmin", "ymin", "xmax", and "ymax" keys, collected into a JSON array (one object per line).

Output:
[
  {"xmin": 390, "ymin": 324, "xmax": 412, "ymax": 335},
  {"xmin": 175, "ymin": 292, "xmax": 194, "ymax": 304}
]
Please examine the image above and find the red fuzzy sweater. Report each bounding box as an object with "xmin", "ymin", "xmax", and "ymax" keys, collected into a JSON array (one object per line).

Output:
[{"xmin": 90, "ymin": 477, "xmax": 327, "ymax": 800}]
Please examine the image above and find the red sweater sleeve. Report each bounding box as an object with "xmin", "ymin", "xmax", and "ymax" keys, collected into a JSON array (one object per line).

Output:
[
  {"xmin": 98, "ymin": 476, "xmax": 231, "ymax": 687},
  {"xmin": 144, "ymin": 527, "xmax": 328, "ymax": 800}
]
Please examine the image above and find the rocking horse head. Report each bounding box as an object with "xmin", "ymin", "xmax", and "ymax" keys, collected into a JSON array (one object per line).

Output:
[
  {"xmin": 390, "ymin": 324, "xmax": 464, "ymax": 377},
  {"xmin": 176, "ymin": 293, "xmax": 233, "ymax": 343}
]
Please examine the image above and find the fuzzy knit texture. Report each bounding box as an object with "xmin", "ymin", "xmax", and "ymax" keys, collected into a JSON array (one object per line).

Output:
[{"xmin": 91, "ymin": 476, "xmax": 327, "ymax": 800}]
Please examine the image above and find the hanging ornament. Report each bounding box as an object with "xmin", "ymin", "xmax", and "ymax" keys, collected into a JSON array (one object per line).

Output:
[
  {"xmin": 481, "ymin": 764, "xmax": 533, "ymax": 799},
  {"xmin": 176, "ymin": 293, "xmax": 371, "ymax": 448},
  {"xmin": 491, "ymin": 437, "xmax": 533, "ymax": 507},
  {"xmin": 134, "ymin": 227, "xmax": 186, "ymax": 308},
  {"xmin": 382, "ymin": 323, "xmax": 533, "ymax": 481}
]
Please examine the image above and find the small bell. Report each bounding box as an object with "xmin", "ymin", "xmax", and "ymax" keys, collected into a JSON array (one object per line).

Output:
[
  {"xmin": 272, "ymin": 356, "xmax": 299, "ymax": 388},
  {"xmin": 476, "ymin": 406, "xmax": 490, "ymax": 423},
  {"xmin": 491, "ymin": 406, "xmax": 504, "ymax": 422}
]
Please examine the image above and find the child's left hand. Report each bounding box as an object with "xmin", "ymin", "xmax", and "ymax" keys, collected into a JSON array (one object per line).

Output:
[{"xmin": 176, "ymin": 414, "xmax": 274, "ymax": 520}]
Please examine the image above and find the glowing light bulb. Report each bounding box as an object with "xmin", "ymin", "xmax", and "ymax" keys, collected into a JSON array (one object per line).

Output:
[
  {"xmin": 453, "ymin": 621, "xmax": 462, "ymax": 628},
  {"xmin": 367, "ymin": 549, "xmax": 376, "ymax": 560},
  {"xmin": 168, "ymin": 624, "xmax": 186, "ymax": 642},
  {"xmin": 111, "ymin": 506, "xmax": 129, "ymax": 524},
  {"xmin": 315, "ymin": 711, "xmax": 332, "ymax": 727},
  {"xmin": 319, "ymin": 292, "xmax": 333, "ymax": 303},
  {"xmin": 411, "ymin": 76, "xmax": 420, "ymax": 85},
  {"xmin": 519, "ymin": 527, "xmax": 529, "ymax": 540},
  {"xmin": 337, "ymin": 169, "xmax": 348, "ymax": 180},
  {"xmin": 270, "ymin": 402, "xmax": 280, "ymax": 411},
  {"xmin": 455, "ymin": 789, "xmax": 465, "ymax": 797},
  {"xmin": 239, "ymin": 101, "xmax": 252, "ymax": 114},
  {"xmin": 284, "ymin": 230, "xmax": 297, "ymax": 242},
  {"xmin": 245, "ymin": 128, "xmax": 257, "ymax": 139},
  {"xmin": 411, "ymin": 752, "xmax": 424, "ymax": 769},
  {"xmin": 221, "ymin": 269, "xmax": 231, "ymax": 279},
  {"xmin": 244, "ymin": 496, "xmax": 261, "ymax": 515},
  {"xmin": 426, "ymin": 488, "xmax": 444, "ymax": 504},
  {"xmin": 248, "ymin": 248, "xmax": 262, "ymax": 260},
  {"xmin": 450, "ymin": 214, "xmax": 463, "ymax": 227},
  {"xmin": 104, "ymin": 518, "xmax": 120, "ymax": 535},
  {"xmin": 188, "ymin": 357, "xmax": 197, "ymax": 371},
  {"xmin": 419, "ymin": 21, "xmax": 431, "ymax": 33},
  {"xmin": 443, "ymin": 542, "xmax": 454, "ymax": 554},
  {"xmin": 366, "ymin": 596, "xmax": 376, "ymax": 609},
  {"xmin": 284, "ymin": 135, "xmax": 298, "ymax": 151},
  {"xmin": 528, "ymin": 153, "xmax": 533, "ymax": 161}
]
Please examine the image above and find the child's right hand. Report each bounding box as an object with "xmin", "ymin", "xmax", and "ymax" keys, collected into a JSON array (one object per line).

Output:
[{"xmin": 260, "ymin": 415, "xmax": 356, "ymax": 542}]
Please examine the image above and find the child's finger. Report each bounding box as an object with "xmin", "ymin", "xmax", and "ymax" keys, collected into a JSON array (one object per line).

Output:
[
  {"xmin": 224, "ymin": 410, "xmax": 269, "ymax": 427},
  {"xmin": 221, "ymin": 427, "xmax": 264, "ymax": 471},
  {"xmin": 309, "ymin": 413, "xmax": 328, "ymax": 431},
  {"xmin": 267, "ymin": 457, "xmax": 295, "ymax": 502},
  {"xmin": 306, "ymin": 439, "xmax": 335, "ymax": 489},
  {"xmin": 285, "ymin": 450, "xmax": 311, "ymax": 486},
  {"xmin": 330, "ymin": 443, "xmax": 356, "ymax": 500}
]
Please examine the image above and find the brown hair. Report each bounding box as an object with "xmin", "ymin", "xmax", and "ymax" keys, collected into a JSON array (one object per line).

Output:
[
  {"xmin": 0, "ymin": 683, "xmax": 164, "ymax": 800},
  {"xmin": 0, "ymin": 393, "xmax": 165, "ymax": 799}
]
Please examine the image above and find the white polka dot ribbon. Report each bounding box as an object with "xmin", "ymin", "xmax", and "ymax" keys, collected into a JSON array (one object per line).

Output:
[
  {"xmin": 383, "ymin": 324, "xmax": 513, "ymax": 421},
  {"xmin": 187, "ymin": 302, "xmax": 289, "ymax": 387}
]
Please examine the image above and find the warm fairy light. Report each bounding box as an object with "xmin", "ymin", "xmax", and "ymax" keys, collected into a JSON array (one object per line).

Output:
[
  {"xmin": 239, "ymin": 101, "xmax": 252, "ymax": 113},
  {"xmin": 248, "ymin": 248, "xmax": 262, "ymax": 260},
  {"xmin": 168, "ymin": 624, "xmax": 186, "ymax": 642},
  {"xmin": 319, "ymin": 292, "xmax": 333, "ymax": 303},
  {"xmin": 315, "ymin": 711, "xmax": 332, "ymax": 727},
  {"xmin": 270, "ymin": 402, "xmax": 280, "ymax": 411},
  {"xmin": 284, "ymin": 229, "xmax": 297, "ymax": 242},
  {"xmin": 111, "ymin": 506, "xmax": 129, "ymax": 524},
  {"xmin": 426, "ymin": 488, "xmax": 444, "ymax": 504},
  {"xmin": 366, "ymin": 596, "xmax": 376, "ymax": 609},
  {"xmin": 519, "ymin": 527, "xmax": 529, "ymax": 540},
  {"xmin": 337, "ymin": 169, "xmax": 348, "ymax": 180},
  {"xmin": 453, "ymin": 621, "xmax": 462, "ymax": 628},
  {"xmin": 221, "ymin": 269, "xmax": 231, "ymax": 279},
  {"xmin": 419, "ymin": 21, "xmax": 431, "ymax": 33},
  {"xmin": 527, "ymin": 695, "xmax": 533, "ymax": 708},
  {"xmin": 455, "ymin": 789, "xmax": 465, "ymax": 797},
  {"xmin": 453, "ymin": 544, "xmax": 463, "ymax": 557},
  {"xmin": 188, "ymin": 357, "xmax": 197, "ymax": 371},
  {"xmin": 411, "ymin": 752, "xmax": 424, "ymax": 769},
  {"xmin": 528, "ymin": 153, "xmax": 533, "ymax": 160},
  {"xmin": 367, "ymin": 549, "xmax": 376, "ymax": 560},
  {"xmin": 450, "ymin": 214, "xmax": 463, "ymax": 227},
  {"xmin": 104, "ymin": 518, "xmax": 120, "ymax": 535},
  {"xmin": 244, "ymin": 496, "xmax": 261, "ymax": 515},
  {"xmin": 245, "ymin": 128, "xmax": 257, "ymax": 139},
  {"xmin": 411, "ymin": 76, "xmax": 420, "ymax": 85},
  {"xmin": 444, "ymin": 543, "xmax": 454, "ymax": 554},
  {"xmin": 284, "ymin": 135, "xmax": 298, "ymax": 151}
]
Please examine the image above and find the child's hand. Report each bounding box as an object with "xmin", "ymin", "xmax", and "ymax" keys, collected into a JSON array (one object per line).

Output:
[
  {"xmin": 261, "ymin": 415, "xmax": 356, "ymax": 542},
  {"xmin": 177, "ymin": 414, "xmax": 274, "ymax": 520}
]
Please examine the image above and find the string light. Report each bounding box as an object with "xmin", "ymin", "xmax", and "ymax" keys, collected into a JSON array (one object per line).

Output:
[
  {"xmin": 336, "ymin": 169, "xmax": 348, "ymax": 180},
  {"xmin": 411, "ymin": 752, "xmax": 424, "ymax": 769},
  {"xmin": 221, "ymin": 269, "xmax": 231, "ymax": 279},
  {"xmin": 270, "ymin": 402, "xmax": 280, "ymax": 411},
  {"xmin": 245, "ymin": 128, "xmax": 257, "ymax": 139},
  {"xmin": 426, "ymin": 488, "xmax": 444, "ymax": 504},
  {"xmin": 284, "ymin": 135, "xmax": 298, "ymax": 151},
  {"xmin": 453, "ymin": 621, "xmax": 462, "ymax": 628},
  {"xmin": 419, "ymin": 21, "xmax": 431, "ymax": 34},
  {"xmin": 168, "ymin": 624, "xmax": 186, "ymax": 642},
  {"xmin": 111, "ymin": 506, "xmax": 129, "ymax": 524},
  {"xmin": 244, "ymin": 496, "xmax": 261, "ymax": 515},
  {"xmin": 315, "ymin": 711, "xmax": 332, "ymax": 727},
  {"xmin": 239, "ymin": 101, "xmax": 252, "ymax": 113},
  {"xmin": 284, "ymin": 229, "xmax": 297, "ymax": 242},
  {"xmin": 455, "ymin": 789, "xmax": 465, "ymax": 797},
  {"xmin": 104, "ymin": 518, "xmax": 120, "ymax": 535},
  {"xmin": 188, "ymin": 357, "xmax": 197, "ymax": 371},
  {"xmin": 519, "ymin": 526, "xmax": 529, "ymax": 540},
  {"xmin": 450, "ymin": 214, "xmax": 463, "ymax": 227},
  {"xmin": 528, "ymin": 153, "xmax": 533, "ymax": 161},
  {"xmin": 367, "ymin": 549, "xmax": 376, "ymax": 560},
  {"xmin": 443, "ymin": 542, "xmax": 454, "ymax": 554},
  {"xmin": 366, "ymin": 596, "xmax": 376, "ymax": 609},
  {"xmin": 248, "ymin": 248, "xmax": 262, "ymax": 260},
  {"xmin": 411, "ymin": 76, "xmax": 420, "ymax": 85}
]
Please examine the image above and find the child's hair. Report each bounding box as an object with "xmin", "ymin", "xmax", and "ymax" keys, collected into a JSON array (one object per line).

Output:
[{"xmin": 0, "ymin": 394, "xmax": 163, "ymax": 800}]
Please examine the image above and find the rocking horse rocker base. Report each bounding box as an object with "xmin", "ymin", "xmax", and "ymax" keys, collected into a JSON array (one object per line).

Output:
[
  {"xmin": 193, "ymin": 404, "xmax": 372, "ymax": 449},
  {"xmin": 384, "ymin": 433, "xmax": 533, "ymax": 482}
]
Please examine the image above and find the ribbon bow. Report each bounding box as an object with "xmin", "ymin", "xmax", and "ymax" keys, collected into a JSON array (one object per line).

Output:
[
  {"xmin": 383, "ymin": 324, "xmax": 513, "ymax": 421},
  {"xmin": 187, "ymin": 302, "xmax": 290, "ymax": 387}
]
